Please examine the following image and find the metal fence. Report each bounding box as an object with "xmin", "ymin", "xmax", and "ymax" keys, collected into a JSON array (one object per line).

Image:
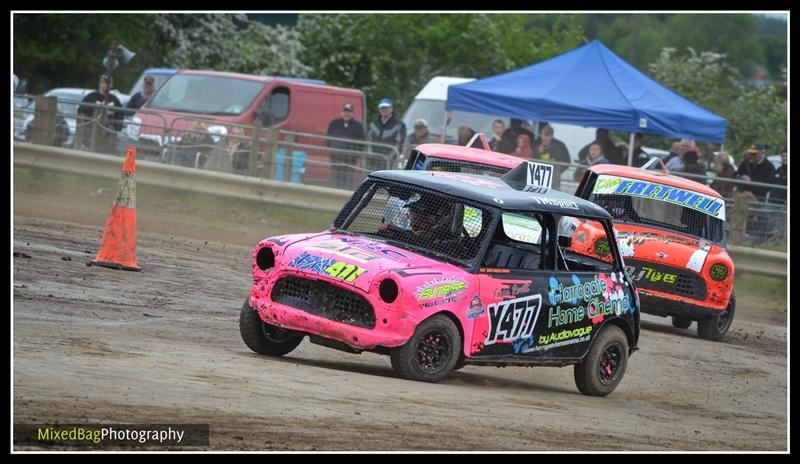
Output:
[{"xmin": 14, "ymin": 93, "xmax": 787, "ymax": 249}]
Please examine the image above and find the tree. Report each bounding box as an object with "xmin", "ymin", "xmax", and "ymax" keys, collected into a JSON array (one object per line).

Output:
[
  {"xmin": 13, "ymin": 14, "xmax": 155, "ymax": 93},
  {"xmin": 648, "ymin": 46, "xmax": 786, "ymax": 157},
  {"xmin": 297, "ymin": 13, "xmax": 585, "ymax": 118}
]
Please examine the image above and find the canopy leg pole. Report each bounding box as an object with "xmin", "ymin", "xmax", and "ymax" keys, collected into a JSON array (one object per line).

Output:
[{"xmin": 627, "ymin": 132, "xmax": 636, "ymax": 166}]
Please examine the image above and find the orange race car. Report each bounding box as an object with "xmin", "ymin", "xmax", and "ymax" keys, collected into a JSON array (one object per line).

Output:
[{"xmin": 572, "ymin": 163, "xmax": 734, "ymax": 341}]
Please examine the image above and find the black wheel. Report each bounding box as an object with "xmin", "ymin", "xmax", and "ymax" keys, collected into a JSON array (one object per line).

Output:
[
  {"xmin": 671, "ymin": 317, "xmax": 693, "ymax": 329},
  {"xmin": 239, "ymin": 300, "xmax": 303, "ymax": 356},
  {"xmin": 697, "ymin": 292, "xmax": 735, "ymax": 341},
  {"xmin": 574, "ymin": 325, "xmax": 629, "ymax": 397},
  {"xmin": 390, "ymin": 315, "xmax": 461, "ymax": 382},
  {"xmin": 452, "ymin": 354, "xmax": 467, "ymax": 371}
]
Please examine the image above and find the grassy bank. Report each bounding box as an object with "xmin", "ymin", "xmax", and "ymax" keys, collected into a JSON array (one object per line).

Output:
[{"xmin": 13, "ymin": 166, "xmax": 333, "ymax": 247}]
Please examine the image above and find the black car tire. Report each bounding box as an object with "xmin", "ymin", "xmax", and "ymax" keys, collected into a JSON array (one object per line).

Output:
[
  {"xmin": 390, "ymin": 315, "xmax": 461, "ymax": 383},
  {"xmin": 239, "ymin": 300, "xmax": 303, "ymax": 356},
  {"xmin": 697, "ymin": 292, "xmax": 735, "ymax": 341},
  {"xmin": 671, "ymin": 317, "xmax": 693, "ymax": 329},
  {"xmin": 574, "ymin": 325, "xmax": 629, "ymax": 397}
]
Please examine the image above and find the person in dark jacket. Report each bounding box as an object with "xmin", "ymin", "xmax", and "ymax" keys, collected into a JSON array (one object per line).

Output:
[
  {"xmin": 327, "ymin": 103, "xmax": 366, "ymax": 189},
  {"xmin": 675, "ymin": 150, "xmax": 706, "ymax": 177},
  {"xmin": 532, "ymin": 124, "xmax": 571, "ymax": 172},
  {"xmin": 489, "ymin": 119, "xmax": 505, "ymax": 152},
  {"xmin": 578, "ymin": 128, "xmax": 624, "ymax": 165},
  {"xmin": 736, "ymin": 143, "xmax": 776, "ymax": 200},
  {"xmin": 78, "ymin": 74, "xmax": 123, "ymax": 153},
  {"xmin": 406, "ymin": 119, "xmax": 435, "ymax": 148},
  {"xmin": 771, "ymin": 148, "xmax": 787, "ymax": 202},
  {"xmin": 574, "ymin": 143, "xmax": 610, "ymax": 182},
  {"xmin": 368, "ymin": 98, "xmax": 406, "ymax": 171},
  {"xmin": 126, "ymin": 74, "xmax": 156, "ymax": 110},
  {"xmin": 496, "ymin": 118, "xmax": 536, "ymax": 154}
]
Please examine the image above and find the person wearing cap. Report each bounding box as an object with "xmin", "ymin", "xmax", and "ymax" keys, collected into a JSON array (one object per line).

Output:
[
  {"xmin": 78, "ymin": 75, "xmax": 123, "ymax": 153},
  {"xmin": 126, "ymin": 74, "xmax": 157, "ymax": 110},
  {"xmin": 736, "ymin": 143, "xmax": 776, "ymax": 200},
  {"xmin": 406, "ymin": 118, "xmax": 435, "ymax": 149},
  {"xmin": 326, "ymin": 103, "xmax": 366, "ymax": 189},
  {"xmin": 368, "ymin": 98, "xmax": 406, "ymax": 170}
]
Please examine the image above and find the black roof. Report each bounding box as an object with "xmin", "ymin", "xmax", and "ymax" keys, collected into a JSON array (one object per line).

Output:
[{"xmin": 369, "ymin": 170, "xmax": 612, "ymax": 221}]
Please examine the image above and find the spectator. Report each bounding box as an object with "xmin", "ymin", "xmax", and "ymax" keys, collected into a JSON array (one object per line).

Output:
[
  {"xmin": 578, "ymin": 129, "xmax": 624, "ymax": 165},
  {"xmin": 126, "ymin": 74, "xmax": 156, "ymax": 110},
  {"xmin": 457, "ymin": 126, "xmax": 478, "ymax": 147},
  {"xmin": 664, "ymin": 141, "xmax": 683, "ymax": 166},
  {"xmin": 368, "ymin": 98, "xmax": 406, "ymax": 171},
  {"xmin": 496, "ymin": 118, "xmax": 536, "ymax": 154},
  {"xmin": 489, "ymin": 119, "xmax": 505, "ymax": 151},
  {"xmin": 327, "ymin": 103, "xmax": 366, "ymax": 189},
  {"xmin": 736, "ymin": 143, "xmax": 776, "ymax": 200},
  {"xmin": 574, "ymin": 143, "xmax": 609, "ymax": 181},
  {"xmin": 710, "ymin": 151, "xmax": 737, "ymax": 199},
  {"xmin": 78, "ymin": 74, "xmax": 123, "ymax": 152},
  {"xmin": 771, "ymin": 148, "xmax": 787, "ymax": 203},
  {"xmin": 228, "ymin": 126, "xmax": 253, "ymax": 175},
  {"xmin": 629, "ymin": 133, "xmax": 649, "ymax": 167},
  {"xmin": 512, "ymin": 133, "xmax": 534, "ymax": 160},
  {"xmin": 675, "ymin": 150, "xmax": 706, "ymax": 177},
  {"xmin": 532, "ymin": 124, "xmax": 571, "ymax": 173},
  {"xmin": 407, "ymin": 119, "xmax": 435, "ymax": 149}
]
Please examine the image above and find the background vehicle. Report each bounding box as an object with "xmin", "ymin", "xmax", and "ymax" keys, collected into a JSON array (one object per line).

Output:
[
  {"xmin": 241, "ymin": 165, "xmax": 640, "ymax": 396},
  {"xmin": 127, "ymin": 67, "xmax": 177, "ymax": 98},
  {"xmin": 574, "ymin": 164, "xmax": 735, "ymax": 340},
  {"xmin": 130, "ymin": 70, "xmax": 367, "ymax": 181}
]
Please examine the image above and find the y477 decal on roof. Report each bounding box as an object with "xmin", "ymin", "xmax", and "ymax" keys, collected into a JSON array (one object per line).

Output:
[{"xmin": 592, "ymin": 175, "xmax": 726, "ymax": 221}]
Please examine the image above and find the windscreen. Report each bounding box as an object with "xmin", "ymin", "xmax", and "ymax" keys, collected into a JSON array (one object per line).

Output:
[
  {"xmin": 149, "ymin": 74, "xmax": 264, "ymax": 115},
  {"xmin": 335, "ymin": 179, "xmax": 492, "ymax": 265}
]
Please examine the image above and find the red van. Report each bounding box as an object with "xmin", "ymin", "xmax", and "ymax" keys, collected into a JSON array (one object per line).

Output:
[{"xmin": 130, "ymin": 70, "xmax": 366, "ymax": 183}]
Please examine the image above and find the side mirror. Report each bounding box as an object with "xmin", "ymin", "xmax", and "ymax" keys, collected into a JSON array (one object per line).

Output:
[
  {"xmin": 257, "ymin": 109, "xmax": 274, "ymax": 126},
  {"xmin": 558, "ymin": 235, "xmax": 572, "ymax": 249}
]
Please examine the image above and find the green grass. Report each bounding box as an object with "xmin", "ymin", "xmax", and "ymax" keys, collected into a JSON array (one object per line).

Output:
[
  {"xmin": 14, "ymin": 166, "xmax": 334, "ymax": 246},
  {"xmin": 734, "ymin": 274, "xmax": 788, "ymax": 313}
]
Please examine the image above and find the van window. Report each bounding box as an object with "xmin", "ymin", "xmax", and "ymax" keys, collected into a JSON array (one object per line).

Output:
[
  {"xmin": 263, "ymin": 87, "xmax": 290, "ymax": 124},
  {"xmin": 149, "ymin": 74, "xmax": 264, "ymax": 115}
]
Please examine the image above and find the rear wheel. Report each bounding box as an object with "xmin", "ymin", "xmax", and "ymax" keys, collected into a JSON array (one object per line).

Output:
[
  {"xmin": 239, "ymin": 300, "xmax": 303, "ymax": 356},
  {"xmin": 574, "ymin": 325, "xmax": 629, "ymax": 397},
  {"xmin": 671, "ymin": 317, "xmax": 692, "ymax": 329},
  {"xmin": 390, "ymin": 315, "xmax": 461, "ymax": 382},
  {"xmin": 697, "ymin": 292, "xmax": 735, "ymax": 341}
]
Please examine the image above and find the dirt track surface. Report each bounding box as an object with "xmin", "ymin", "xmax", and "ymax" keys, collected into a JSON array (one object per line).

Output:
[{"xmin": 13, "ymin": 216, "xmax": 787, "ymax": 451}]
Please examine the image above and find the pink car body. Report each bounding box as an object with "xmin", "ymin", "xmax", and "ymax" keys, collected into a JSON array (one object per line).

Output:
[{"xmin": 404, "ymin": 143, "xmax": 525, "ymax": 177}]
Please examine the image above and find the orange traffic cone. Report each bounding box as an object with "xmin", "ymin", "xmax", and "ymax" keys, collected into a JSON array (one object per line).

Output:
[{"xmin": 91, "ymin": 146, "xmax": 140, "ymax": 271}]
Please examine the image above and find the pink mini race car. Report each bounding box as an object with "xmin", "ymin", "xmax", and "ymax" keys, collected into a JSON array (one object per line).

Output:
[
  {"xmin": 241, "ymin": 164, "xmax": 640, "ymax": 396},
  {"xmin": 403, "ymin": 143, "xmax": 524, "ymax": 177}
]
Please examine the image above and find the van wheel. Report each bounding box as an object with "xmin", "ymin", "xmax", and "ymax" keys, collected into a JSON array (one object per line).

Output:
[
  {"xmin": 697, "ymin": 292, "xmax": 735, "ymax": 341},
  {"xmin": 239, "ymin": 300, "xmax": 303, "ymax": 356},
  {"xmin": 671, "ymin": 317, "xmax": 692, "ymax": 329},
  {"xmin": 390, "ymin": 315, "xmax": 461, "ymax": 382},
  {"xmin": 574, "ymin": 325, "xmax": 629, "ymax": 397}
]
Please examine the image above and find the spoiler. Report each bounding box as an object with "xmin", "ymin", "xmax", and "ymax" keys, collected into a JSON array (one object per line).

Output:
[{"xmin": 501, "ymin": 160, "xmax": 554, "ymax": 190}]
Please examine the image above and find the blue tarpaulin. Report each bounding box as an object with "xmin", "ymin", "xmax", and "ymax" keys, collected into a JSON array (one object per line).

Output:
[{"xmin": 446, "ymin": 40, "xmax": 727, "ymax": 143}]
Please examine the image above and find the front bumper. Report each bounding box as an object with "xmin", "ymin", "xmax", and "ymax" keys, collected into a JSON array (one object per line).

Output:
[
  {"xmin": 638, "ymin": 290, "xmax": 727, "ymax": 320},
  {"xmin": 249, "ymin": 273, "xmax": 418, "ymax": 351}
]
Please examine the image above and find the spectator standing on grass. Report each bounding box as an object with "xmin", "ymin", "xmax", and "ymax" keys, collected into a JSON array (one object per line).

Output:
[
  {"xmin": 368, "ymin": 98, "xmax": 406, "ymax": 171},
  {"xmin": 674, "ymin": 150, "xmax": 706, "ymax": 177},
  {"xmin": 406, "ymin": 119, "xmax": 435, "ymax": 149},
  {"xmin": 78, "ymin": 75, "xmax": 123, "ymax": 152},
  {"xmin": 512, "ymin": 133, "xmax": 534, "ymax": 160},
  {"xmin": 327, "ymin": 103, "xmax": 366, "ymax": 189},
  {"xmin": 735, "ymin": 143, "xmax": 775, "ymax": 200}
]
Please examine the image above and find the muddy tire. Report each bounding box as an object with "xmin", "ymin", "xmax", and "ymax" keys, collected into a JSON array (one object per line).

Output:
[
  {"xmin": 697, "ymin": 292, "xmax": 735, "ymax": 341},
  {"xmin": 671, "ymin": 317, "xmax": 693, "ymax": 329},
  {"xmin": 574, "ymin": 325, "xmax": 629, "ymax": 397},
  {"xmin": 390, "ymin": 315, "xmax": 461, "ymax": 383},
  {"xmin": 239, "ymin": 300, "xmax": 303, "ymax": 356},
  {"xmin": 452, "ymin": 354, "xmax": 467, "ymax": 371}
]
